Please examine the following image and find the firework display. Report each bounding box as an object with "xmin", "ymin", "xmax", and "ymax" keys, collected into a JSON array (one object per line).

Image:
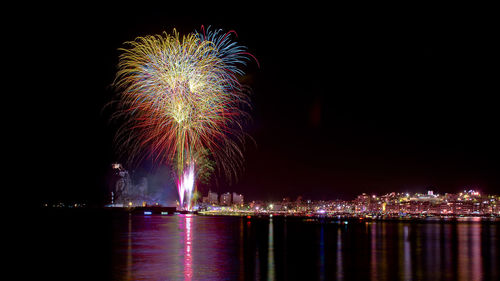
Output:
[{"xmin": 113, "ymin": 26, "xmax": 256, "ymax": 209}]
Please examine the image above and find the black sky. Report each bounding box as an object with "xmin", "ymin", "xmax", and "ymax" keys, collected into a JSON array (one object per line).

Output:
[{"xmin": 22, "ymin": 4, "xmax": 499, "ymax": 204}]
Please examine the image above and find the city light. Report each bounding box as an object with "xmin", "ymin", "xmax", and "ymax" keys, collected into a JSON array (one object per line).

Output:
[{"xmin": 194, "ymin": 189, "xmax": 500, "ymax": 218}]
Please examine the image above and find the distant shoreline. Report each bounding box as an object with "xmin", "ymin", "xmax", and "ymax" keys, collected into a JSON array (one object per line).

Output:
[
  {"xmin": 197, "ymin": 211, "xmax": 500, "ymax": 222},
  {"xmin": 39, "ymin": 206, "xmax": 500, "ymax": 223}
]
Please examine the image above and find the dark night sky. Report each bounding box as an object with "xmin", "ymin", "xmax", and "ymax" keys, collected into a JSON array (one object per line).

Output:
[{"xmin": 22, "ymin": 4, "xmax": 499, "ymax": 204}]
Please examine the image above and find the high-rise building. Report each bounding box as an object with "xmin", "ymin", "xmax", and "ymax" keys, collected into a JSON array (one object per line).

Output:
[
  {"xmin": 221, "ymin": 192, "xmax": 232, "ymax": 206},
  {"xmin": 208, "ymin": 190, "xmax": 219, "ymax": 205},
  {"xmin": 232, "ymin": 192, "xmax": 244, "ymax": 205}
]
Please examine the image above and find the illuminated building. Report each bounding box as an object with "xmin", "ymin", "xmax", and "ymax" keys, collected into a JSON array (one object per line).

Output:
[
  {"xmin": 232, "ymin": 192, "xmax": 244, "ymax": 206},
  {"xmin": 221, "ymin": 192, "xmax": 231, "ymax": 206},
  {"xmin": 208, "ymin": 190, "xmax": 219, "ymax": 205}
]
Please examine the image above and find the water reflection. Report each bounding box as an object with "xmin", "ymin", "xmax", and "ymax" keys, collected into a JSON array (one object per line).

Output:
[
  {"xmin": 426, "ymin": 223, "xmax": 440, "ymax": 278},
  {"xmin": 126, "ymin": 213, "xmax": 132, "ymax": 280},
  {"xmin": 255, "ymin": 246, "xmax": 261, "ymax": 280},
  {"xmin": 318, "ymin": 225, "xmax": 325, "ymax": 281},
  {"xmin": 336, "ymin": 228, "xmax": 343, "ymax": 280},
  {"xmin": 111, "ymin": 215, "xmax": 499, "ymax": 280},
  {"xmin": 470, "ymin": 224, "xmax": 482, "ymax": 280},
  {"xmin": 183, "ymin": 215, "xmax": 193, "ymax": 281},
  {"xmin": 403, "ymin": 225, "xmax": 411, "ymax": 280},
  {"xmin": 268, "ymin": 217, "xmax": 275, "ymax": 281},
  {"xmin": 457, "ymin": 224, "xmax": 469, "ymax": 281},
  {"xmin": 458, "ymin": 223, "xmax": 483, "ymax": 281},
  {"xmin": 371, "ymin": 223, "xmax": 378, "ymax": 280},
  {"xmin": 489, "ymin": 226, "xmax": 498, "ymax": 279},
  {"xmin": 239, "ymin": 218, "xmax": 244, "ymax": 281}
]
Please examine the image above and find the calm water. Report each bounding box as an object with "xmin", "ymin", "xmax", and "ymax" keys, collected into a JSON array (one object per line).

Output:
[{"xmin": 37, "ymin": 210, "xmax": 499, "ymax": 280}]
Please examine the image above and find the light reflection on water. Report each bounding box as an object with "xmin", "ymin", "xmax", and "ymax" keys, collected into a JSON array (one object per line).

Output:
[
  {"xmin": 110, "ymin": 215, "xmax": 499, "ymax": 280},
  {"xmin": 336, "ymin": 227, "xmax": 343, "ymax": 280},
  {"xmin": 268, "ymin": 218, "xmax": 275, "ymax": 281},
  {"xmin": 183, "ymin": 215, "xmax": 193, "ymax": 281},
  {"xmin": 403, "ymin": 225, "xmax": 411, "ymax": 280},
  {"xmin": 318, "ymin": 224, "xmax": 325, "ymax": 281}
]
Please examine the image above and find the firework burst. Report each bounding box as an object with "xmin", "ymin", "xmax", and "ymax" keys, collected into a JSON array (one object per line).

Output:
[{"xmin": 113, "ymin": 26, "xmax": 256, "ymax": 209}]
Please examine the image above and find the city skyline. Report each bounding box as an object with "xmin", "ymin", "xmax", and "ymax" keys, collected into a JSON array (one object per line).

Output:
[
  {"xmin": 196, "ymin": 188, "xmax": 500, "ymax": 218},
  {"xmin": 52, "ymin": 162, "xmax": 500, "ymax": 215},
  {"xmin": 101, "ymin": 162, "xmax": 497, "ymax": 206},
  {"xmin": 46, "ymin": 182, "xmax": 500, "ymax": 219}
]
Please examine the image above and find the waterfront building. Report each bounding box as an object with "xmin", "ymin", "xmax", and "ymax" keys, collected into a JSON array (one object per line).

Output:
[
  {"xmin": 208, "ymin": 190, "xmax": 219, "ymax": 205},
  {"xmin": 232, "ymin": 192, "xmax": 244, "ymax": 206},
  {"xmin": 221, "ymin": 192, "xmax": 231, "ymax": 206}
]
